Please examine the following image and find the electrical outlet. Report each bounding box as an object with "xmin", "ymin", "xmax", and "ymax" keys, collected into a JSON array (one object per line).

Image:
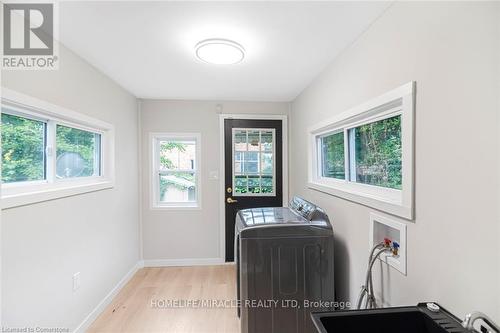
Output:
[{"xmin": 73, "ymin": 272, "xmax": 81, "ymax": 291}]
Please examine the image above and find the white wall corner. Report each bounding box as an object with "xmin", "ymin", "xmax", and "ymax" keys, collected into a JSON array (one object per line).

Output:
[
  {"xmin": 137, "ymin": 99, "xmax": 144, "ymax": 261},
  {"xmin": 73, "ymin": 261, "xmax": 143, "ymax": 333}
]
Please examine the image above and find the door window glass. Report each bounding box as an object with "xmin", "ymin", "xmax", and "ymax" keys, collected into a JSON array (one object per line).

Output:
[{"xmin": 233, "ymin": 128, "xmax": 275, "ymax": 196}]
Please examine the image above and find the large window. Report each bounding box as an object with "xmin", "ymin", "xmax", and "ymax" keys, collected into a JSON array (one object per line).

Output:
[
  {"xmin": 318, "ymin": 116, "xmax": 402, "ymax": 189},
  {"xmin": 309, "ymin": 82, "xmax": 415, "ymax": 219},
  {"xmin": 1, "ymin": 89, "xmax": 114, "ymax": 209},
  {"xmin": 152, "ymin": 133, "xmax": 201, "ymax": 209}
]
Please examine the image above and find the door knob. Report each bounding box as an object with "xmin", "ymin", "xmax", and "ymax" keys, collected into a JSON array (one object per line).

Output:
[{"xmin": 226, "ymin": 197, "xmax": 238, "ymax": 204}]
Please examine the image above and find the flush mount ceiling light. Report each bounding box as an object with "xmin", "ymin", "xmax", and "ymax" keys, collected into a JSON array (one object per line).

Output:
[{"xmin": 195, "ymin": 39, "xmax": 245, "ymax": 65}]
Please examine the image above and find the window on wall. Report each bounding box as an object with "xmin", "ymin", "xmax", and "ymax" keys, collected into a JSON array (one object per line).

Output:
[
  {"xmin": 1, "ymin": 89, "xmax": 114, "ymax": 209},
  {"xmin": 309, "ymin": 82, "xmax": 415, "ymax": 219},
  {"xmin": 318, "ymin": 117, "xmax": 402, "ymax": 188},
  {"xmin": 321, "ymin": 131, "xmax": 345, "ymax": 180},
  {"xmin": 56, "ymin": 125, "xmax": 101, "ymax": 179},
  {"xmin": 152, "ymin": 133, "xmax": 201, "ymax": 209},
  {"xmin": 349, "ymin": 115, "xmax": 402, "ymax": 189},
  {"xmin": 1, "ymin": 112, "xmax": 46, "ymax": 183}
]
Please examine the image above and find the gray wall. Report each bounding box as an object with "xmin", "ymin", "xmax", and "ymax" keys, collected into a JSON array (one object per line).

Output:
[
  {"xmin": 290, "ymin": 2, "xmax": 500, "ymax": 321},
  {"xmin": 1, "ymin": 45, "xmax": 140, "ymax": 329},
  {"xmin": 140, "ymin": 100, "xmax": 289, "ymax": 262}
]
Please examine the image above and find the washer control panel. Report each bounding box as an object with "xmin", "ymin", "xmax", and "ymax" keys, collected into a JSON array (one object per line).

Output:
[{"xmin": 289, "ymin": 196, "xmax": 329, "ymax": 223}]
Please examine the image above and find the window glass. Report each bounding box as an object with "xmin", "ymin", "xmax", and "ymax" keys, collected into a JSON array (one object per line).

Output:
[
  {"xmin": 261, "ymin": 175, "xmax": 273, "ymax": 194},
  {"xmin": 261, "ymin": 130, "xmax": 273, "ymax": 151},
  {"xmin": 352, "ymin": 115, "xmax": 402, "ymax": 189},
  {"xmin": 1, "ymin": 112, "xmax": 46, "ymax": 183},
  {"xmin": 1, "ymin": 96, "xmax": 113, "ymax": 209},
  {"xmin": 159, "ymin": 173, "xmax": 196, "ymax": 203},
  {"xmin": 247, "ymin": 130, "xmax": 260, "ymax": 152},
  {"xmin": 248, "ymin": 175, "xmax": 261, "ymax": 194},
  {"xmin": 243, "ymin": 152, "xmax": 259, "ymax": 174},
  {"xmin": 261, "ymin": 153, "xmax": 273, "ymax": 175},
  {"xmin": 56, "ymin": 125, "xmax": 101, "ymax": 178},
  {"xmin": 233, "ymin": 128, "xmax": 275, "ymax": 195},
  {"xmin": 159, "ymin": 140, "xmax": 195, "ymax": 171},
  {"xmin": 158, "ymin": 139, "xmax": 197, "ymax": 204},
  {"xmin": 234, "ymin": 130, "xmax": 247, "ymax": 151},
  {"xmin": 235, "ymin": 175, "xmax": 248, "ymax": 194},
  {"xmin": 321, "ymin": 132, "xmax": 345, "ymax": 179},
  {"xmin": 309, "ymin": 82, "xmax": 414, "ymax": 219}
]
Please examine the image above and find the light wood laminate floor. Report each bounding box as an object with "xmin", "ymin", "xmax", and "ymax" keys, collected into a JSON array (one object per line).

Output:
[{"xmin": 88, "ymin": 265, "xmax": 240, "ymax": 333}]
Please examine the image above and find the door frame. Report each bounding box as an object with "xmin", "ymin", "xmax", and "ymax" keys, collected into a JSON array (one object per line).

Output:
[{"xmin": 218, "ymin": 114, "xmax": 288, "ymax": 262}]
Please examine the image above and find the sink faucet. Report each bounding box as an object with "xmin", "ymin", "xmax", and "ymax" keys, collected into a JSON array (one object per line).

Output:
[{"xmin": 462, "ymin": 312, "xmax": 500, "ymax": 333}]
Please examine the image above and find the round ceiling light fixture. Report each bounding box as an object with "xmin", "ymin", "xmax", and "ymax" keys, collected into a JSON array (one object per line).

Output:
[{"xmin": 195, "ymin": 39, "xmax": 245, "ymax": 65}]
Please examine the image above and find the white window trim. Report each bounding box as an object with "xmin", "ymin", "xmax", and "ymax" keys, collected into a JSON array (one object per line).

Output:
[
  {"xmin": 150, "ymin": 132, "xmax": 202, "ymax": 210},
  {"xmin": 308, "ymin": 82, "xmax": 415, "ymax": 220},
  {"xmin": 1, "ymin": 88, "xmax": 115, "ymax": 209}
]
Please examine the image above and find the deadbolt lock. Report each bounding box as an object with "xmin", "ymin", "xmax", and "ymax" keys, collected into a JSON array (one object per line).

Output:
[{"xmin": 226, "ymin": 187, "xmax": 232, "ymax": 193}]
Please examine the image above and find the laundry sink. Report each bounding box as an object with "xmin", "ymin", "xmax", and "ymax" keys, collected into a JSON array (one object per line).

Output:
[{"xmin": 311, "ymin": 303, "xmax": 467, "ymax": 333}]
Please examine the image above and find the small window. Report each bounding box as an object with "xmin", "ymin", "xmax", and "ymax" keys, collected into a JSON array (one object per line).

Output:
[
  {"xmin": 152, "ymin": 133, "xmax": 201, "ymax": 209},
  {"xmin": 309, "ymin": 82, "xmax": 415, "ymax": 219},
  {"xmin": 1, "ymin": 112, "xmax": 46, "ymax": 183},
  {"xmin": 1, "ymin": 89, "xmax": 114, "ymax": 209},
  {"xmin": 56, "ymin": 125, "xmax": 101, "ymax": 179},
  {"xmin": 349, "ymin": 115, "xmax": 401, "ymax": 189},
  {"xmin": 321, "ymin": 131, "xmax": 345, "ymax": 180}
]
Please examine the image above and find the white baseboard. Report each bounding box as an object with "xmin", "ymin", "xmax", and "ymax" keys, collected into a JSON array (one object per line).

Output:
[
  {"xmin": 74, "ymin": 261, "xmax": 143, "ymax": 333},
  {"xmin": 143, "ymin": 257, "xmax": 225, "ymax": 267},
  {"xmin": 72, "ymin": 258, "xmax": 228, "ymax": 332}
]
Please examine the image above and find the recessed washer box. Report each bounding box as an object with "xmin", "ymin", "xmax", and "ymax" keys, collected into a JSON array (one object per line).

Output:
[{"xmin": 369, "ymin": 213, "xmax": 407, "ymax": 275}]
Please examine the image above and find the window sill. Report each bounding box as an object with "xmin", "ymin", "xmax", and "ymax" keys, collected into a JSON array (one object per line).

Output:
[
  {"xmin": 150, "ymin": 204, "xmax": 202, "ymax": 211},
  {"xmin": 307, "ymin": 181, "xmax": 413, "ymax": 220},
  {"xmin": 1, "ymin": 180, "xmax": 114, "ymax": 209}
]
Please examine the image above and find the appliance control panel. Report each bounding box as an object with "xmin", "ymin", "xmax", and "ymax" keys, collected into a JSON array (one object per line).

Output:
[{"xmin": 289, "ymin": 196, "xmax": 329, "ymax": 223}]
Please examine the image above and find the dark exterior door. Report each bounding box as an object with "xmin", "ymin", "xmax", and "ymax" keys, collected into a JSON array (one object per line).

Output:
[{"xmin": 224, "ymin": 118, "xmax": 283, "ymax": 262}]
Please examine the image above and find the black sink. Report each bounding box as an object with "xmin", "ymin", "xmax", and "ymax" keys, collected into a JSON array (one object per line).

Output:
[{"xmin": 311, "ymin": 303, "xmax": 467, "ymax": 333}]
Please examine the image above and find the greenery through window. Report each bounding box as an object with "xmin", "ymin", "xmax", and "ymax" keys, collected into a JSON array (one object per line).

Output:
[
  {"xmin": 158, "ymin": 140, "xmax": 197, "ymax": 203},
  {"xmin": 1, "ymin": 108, "xmax": 103, "ymax": 185},
  {"xmin": 233, "ymin": 129, "xmax": 274, "ymax": 195},
  {"xmin": 1, "ymin": 112, "xmax": 46, "ymax": 183},
  {"xmin": 310, "ymin": 83, "xmax": 414, "ymax": 218},
  {"xmin": 319, "ymin": 115, "xmax": 402, "ymax": 190},
  {"xmin": 352, "ymin": 115, "xmax": 402, "ymax": 189},
  {"xmin": 321, "ymin": 132, "xmax": 345, "ymax": 179},
  {"xmin": 56, "ymin": 125, "xmax": 101, "ymax": 178}
]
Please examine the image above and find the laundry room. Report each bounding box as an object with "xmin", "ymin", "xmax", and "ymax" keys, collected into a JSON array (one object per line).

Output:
[{"xmin": 0, "ymin": 1, "xmax": 499, "ymax": 333}]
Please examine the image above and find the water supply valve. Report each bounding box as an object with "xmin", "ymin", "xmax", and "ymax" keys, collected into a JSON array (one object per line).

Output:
[{"xmin": 392, "ymin": 241, "xmax": 400, "ymax": 256}]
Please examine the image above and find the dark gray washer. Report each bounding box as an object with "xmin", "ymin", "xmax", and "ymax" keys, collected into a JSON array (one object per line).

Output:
[{"xmin": 235, "ymin": 196, "xmax": 335, "ymax": 333}]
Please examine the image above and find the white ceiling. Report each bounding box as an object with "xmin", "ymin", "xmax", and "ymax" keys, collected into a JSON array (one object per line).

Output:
[{"xmin": 59, "ymin": 1, "xmax": 390, "ymax": 102}]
